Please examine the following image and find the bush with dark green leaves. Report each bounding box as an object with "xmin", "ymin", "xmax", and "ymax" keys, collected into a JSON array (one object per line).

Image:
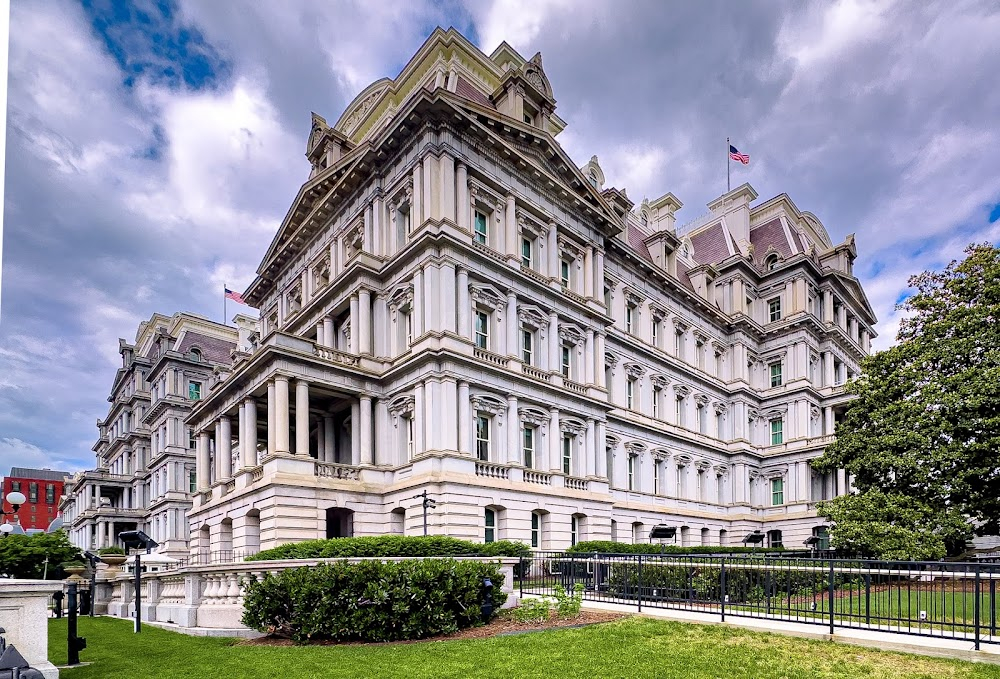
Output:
[
  {"xmin": 0, "ymin": 529, "xmax": 81, "ymax": 579},
  {"xmin": 241, "ymin": 558, "xmax": 506, "ymax": 642},
  {"xmin": 566, "ymin": 541, "xmax": 785, "ymax": 555},
  {"xmin": 98, "ymin": 546, "xmax": 126, "ymax": 555},
  {"xmin": 246, "ymin": 535, "xmax": 529, "ymax": 562}
]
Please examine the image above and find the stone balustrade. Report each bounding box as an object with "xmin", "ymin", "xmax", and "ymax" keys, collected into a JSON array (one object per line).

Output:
[
  {"xmin": 102, "ymin": 556, "xmax": 519, "ymax": 634},
  {"xmin": 475, "ymin": 462, "xmax": 509, "ymax": 480}
]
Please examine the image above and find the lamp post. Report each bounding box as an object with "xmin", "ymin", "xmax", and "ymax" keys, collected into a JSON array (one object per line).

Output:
[{"xmin": 0, "ymin": 491, "xmax": 27, "ymax": 535}]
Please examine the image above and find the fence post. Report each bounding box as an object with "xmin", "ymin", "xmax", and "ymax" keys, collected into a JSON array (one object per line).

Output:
[
  {"xmin": 991, "ymin": 577, "xmax": 996, "ymax": 636},
  {"xmin": 974, "ymin": 565, "xmax": 981, "ymax": 651},
  {"xmin": 519, "ymin": 556, "xmax": 524, "ymax": 599},
  {"xmin": 864, "ymin": 573, "xmax": 871, "ymax": 626},
  {"xmin": 828, "ymin": 560, "xmax": 835, "ymax": 636},
  {"xmin": 720, "ymin": 557, "xmax": 726, "ymax": 622},
  {"xmin": 637, "ymin": 555, "xmax": 643, "ymax": 613}
]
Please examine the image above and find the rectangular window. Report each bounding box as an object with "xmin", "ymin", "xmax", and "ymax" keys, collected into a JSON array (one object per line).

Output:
[
  {"xmin": 521, "ymin": 237, "xmax": 532, "ymax": 268},
  {"xmin": 485, "ymin": 508, "xmax": 496, "ymax": 543},
  {"xmin": 769, "ymin": 362, "xmax": 783, "ymax": 388},
  {"xmin": 770, "ymin": 418, "xmax": 784, "ymax": 445},
  {"xmin": 521, "ymin": 329, "xmax": 533, "ymax": 365},
  {"xmin": 626, "ymin": 378, "xmax": 635, "ymax": 410},
  {"xmin": 531, "ymin": 512, "xmax": 540, "ymax": 548},
  {"xmin": 475, "ymin": 311, "xmax": 489, "ymax": 349},
  {"xmin": 474, "ymin": 210, "xmax": 488, "ymax": 245},
  {"xmin": 627, "ymin": 455, "xmax": 636, "ymax": 490},
  {"xmin": 406, "ymin": 416, "xmax": 415, "ymax": 460},
  {"xmin": 698, "ymin": 405, "xmax": 707, "ymax": 433},
  {"xmin": 625, "ymin": 305, "xmax": 634, "ymax": 334},
  {"xmin": 28, "ymin": 483, "xmax": 38, "ymax": 503},
  {"xmin": 522, "ymin": 426, "xmax": 535, "ymax": 468},
  {"xmin": 570, "ymin": 515, "xmax": 578, "ymax": 546},
  {"xmin": 768, "ymin": 298, "xmax": 782, "ymax": 322},
  {"xmin": 188, "ymin": 470, "xmax": 197, "ymax": 494},
  {"xmin": 604, "ymin": 286, "xmax": 612, "ymax": 308},
  {"xmin": 651, "ymin": 320, "xmax": 658, "ymax": 346},
  {"xmin": 475, "ymin": 414, "xmax": 490, "ymax": 461},
  {"xmin": 767, "ymin": 529, "xmax": 783, "ymax": 548},
  {"xmin": 771, "ymin": 478, "xmax": 784, "ymax": 506},
  {"xmin": 10, "ymin": 482, "xmax": 20, "ymax": 493},
  {"xmin": 653, "ymin": 460, "xmax": 661, "ymax": 495},
  {"xmin": 675, "ymin": 397, "xmax": 684, "ymax": 425},
  {"xmin": 674, "ymin": 331, "xmax": 683, "ymax": 357},
  {"xmin": 188, "ymin": 381, "xmax": 202, "ymax": 401},
  {"xmin": 652, "ymin": 387, "xmax": 661, "ymax": 419},
  {"xmin": 188, "ymin": 427, "xmax": 196, "ymax": 449},
  {"xmin": 46, "ymin": 484, "xmax": 55, "ymax": 504},
  {"xmin": 404, "ymin": 311, "xmax": 413, "ymax": 347},
  {"xmin": 562, "ymin": 435, "xmax": 572, "ymax": 475},
  {"xmin": 561, "ymin": 346, "xmax": 571, "ymax": 379},
  {"xmin": 524, "ymin": 112, "xmax": 533, "ymax": 125},
  {"xmin": 560, "ymin": 259, "xmax": 571, "ymax": 287}
]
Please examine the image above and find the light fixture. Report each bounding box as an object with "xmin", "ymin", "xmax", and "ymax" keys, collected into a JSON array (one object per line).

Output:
[
  {"xmin": 0, "ymin": 491, "xmax": 26, "ymax": 534},
  {"xmin": 0, "ymin": 524, "xmax": 12, "ymax": 536}
]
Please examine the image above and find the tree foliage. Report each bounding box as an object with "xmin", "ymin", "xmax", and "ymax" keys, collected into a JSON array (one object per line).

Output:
[
  {"xmin": 0, "ymin": 529, "xmax": 82, "ymax": 579},
  {"xmin": 815, "ymin": 243, "xmax": 1000, "ymax": 558}
]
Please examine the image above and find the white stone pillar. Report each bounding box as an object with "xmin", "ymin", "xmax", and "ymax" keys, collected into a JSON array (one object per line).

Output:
[
  {"xmin": 548, "ymin": 312, "xmax": 559, "ymax": 373},
  {"xmin": 456, "ymin": 162, "xmax": 468, "ymax": 228},
  {"xmin": 243, "ymin": 398, "xmax": 257, "ymax": 467},
  {"xmin": 323, "ymin": 316, "xmax": 335, "ymax": 349},
  {"xmin": 441, "ymin": 377, "xmax": 458, "ymax": 452},
  {"xmin": 440, "ymin": 262, "xmax": 457, "ymax": 334},
  {"xmin": 585, "ymin": 418, "xmax": 595, "ymax": 477},
  {"xmin": 548, "ymin": 407, "xmax": 561, "ymax": 471},
  {"xmin": 595, "ymin": 249, "xmax": 605, "ymax": 301},
  {"xmin": 275, "ymin": 376, "xmax": 290, "ymax": 454},
  {"xmin": 196, "ymin": 432, "xmax": 211, "ymax": 491},
  {"xmin": 324, "ymin": 415, "xmax": 335, "ymax": 463},
  {"xmin": 547, "ymin": 221, "xmax": 558, "ymax": 280},
  {"xmin": 414, "ymin": 382, "xmax": 425, "ymax": 455},
  {"xmin": 824, "ymin": 407, "xmax": 835, "ymax": 435},
  {"xmin": 595, "ymin": 421, "xmax": 607, "ymax": 478},
  {"xmin": 595, "ymin": 332, "xmax": 606, "ymax": 388},
  {"xmin": 457, "ymin": 268, "xmax": 470, "ymax": 339},
  {"xmin": 219, "ymin": 416, "xmax": 232, "ymax": 479},
  {"xmin": 505, "ymin": 194, "xmax": 517, "ymax": 260},
  {"xmin": 584, "ymin": 330, "xmax": 595, "ymax": 385},
  {"xmin": 440, "ymin": 153, "xmax": 456, "ymax": 222},
  {"xmin": 267, "ymin": 381, "xmax": 276, "ymax": 456},
  {"xmin": 413, "ymin": 267, "xmax": 424, "ymax": 337},
  {"xmin": 506, "ymin": 395, "xmax": 518, "ymax": 464},
  {"xmin": 457, "ymin": 381, "xmax": 470, "ymax": 455},
  {"xmin": 359, "ymin": 395, "xmax": 373, "ymax": 465},
  {"xmin": 374, "ymin": 399, "xmax": 389, "ymax": 465},
  {"xmin": 350, "ymin": 400, "xmax": 361, "ymax": 465},
  {"xmin": 424, "ymin": 265, "xmax": 440, "ymax": 333},
  {"xmin": 295, "ymin": 380, "xmax": 310, "ymax": 456},
  {"xmin": 359, "ymin": 289, "xmax": 373, "ymax": 354},
  {"xmin": 584, "ymin": 246, "xmax": 594, "ymax": 298},
  {"xmin": 412, "ymin": 160, "xmax": 423, "ymax": 227},
  {"xmin": 506, "ymin": 291, "xmax": 517, "ymax": 358}
]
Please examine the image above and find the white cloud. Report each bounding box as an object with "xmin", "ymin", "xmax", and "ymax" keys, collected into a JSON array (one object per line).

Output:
[{"xmin": 0, "ymin": 438, "xmax": 84, "ymax": 474}]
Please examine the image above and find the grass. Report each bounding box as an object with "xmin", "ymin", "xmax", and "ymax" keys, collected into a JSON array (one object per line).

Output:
[{"xmin": 50, "ymin": 615, "xmax": 1000, "ymax": 679}]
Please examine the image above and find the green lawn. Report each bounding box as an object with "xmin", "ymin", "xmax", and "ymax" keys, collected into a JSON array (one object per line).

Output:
[{"xmin": 49, "ymin": 616, "xmax": 1000, "ymax": 679}]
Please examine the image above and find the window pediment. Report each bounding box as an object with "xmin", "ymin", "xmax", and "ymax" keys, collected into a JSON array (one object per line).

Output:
[
  {"xmin": 623, "ymin": 362, "xmax": 646, "ymax": 379},
  {"xmin": 470, "ymin": 284, "xmax": 506, "ymax": 311},
  {"xmin": 518, "ymin": 407, "xmax": 548, "ymax": 427},
  {"xmin": 471, "ymin": 394, "xmax": 506, "ymax": 417},
  {"xmin": 517, "ymin": 304, "xmax": 547, "ymax": 330},
  {"xmin": 558, "ymin": 323, "xmax": 585, "ymax": 346},
  {"xmin": 560, "ymin": 418, "xmax": 586, "ymax": 436},
  {"xmin": 624, "ymin": 441, "xmax": 646, "ymax": 455}
]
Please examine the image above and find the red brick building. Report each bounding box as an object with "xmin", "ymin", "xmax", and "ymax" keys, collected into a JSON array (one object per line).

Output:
[{"xmin": 3, "ymin": 467, "xmax": 71, "ymax": 531}]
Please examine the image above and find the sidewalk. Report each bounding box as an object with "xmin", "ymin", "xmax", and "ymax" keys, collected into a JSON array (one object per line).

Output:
[{"xmin": 573, "ymin": 598, "xmax": 1000, "ymax": 665}]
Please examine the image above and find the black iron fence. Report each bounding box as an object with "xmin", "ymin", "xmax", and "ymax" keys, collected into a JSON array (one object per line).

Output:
[{"xmin": 518, "ymin": 552, "xmax": 1000, "ymax": 649}]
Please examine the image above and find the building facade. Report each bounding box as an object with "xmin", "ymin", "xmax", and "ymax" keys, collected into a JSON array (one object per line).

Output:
[
  {"xmin": 2, "ymin": 467, "xmax": 70, "ymax": 532},
  {"xmin": 60, "ymin": 312, "xmax": 241, "ymax": 557},
  {"xmin": 183, "ymin": 28, "xmax": 875, "ymax": 557}
]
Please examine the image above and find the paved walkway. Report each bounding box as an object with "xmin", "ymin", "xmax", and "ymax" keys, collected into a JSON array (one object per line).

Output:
[{"xmin": 567, "ymin": 598, "xmax": 1000, "ymax": 665}]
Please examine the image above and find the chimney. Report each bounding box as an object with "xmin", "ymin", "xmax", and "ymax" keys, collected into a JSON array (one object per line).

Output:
[{"xmin": 707, "ymin": 184, "xmax": 757, "ymax": 256}]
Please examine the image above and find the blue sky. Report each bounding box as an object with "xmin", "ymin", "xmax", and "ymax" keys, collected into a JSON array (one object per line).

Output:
[{"xmin": 3, "ymin": 0, "xmax": 1000, "ymax": 473}]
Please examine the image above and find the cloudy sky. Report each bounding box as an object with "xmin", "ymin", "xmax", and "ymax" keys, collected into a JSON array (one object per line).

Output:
[{"xmin": 2, "ymin": 0, "xmax": 999, "ymax": 474}]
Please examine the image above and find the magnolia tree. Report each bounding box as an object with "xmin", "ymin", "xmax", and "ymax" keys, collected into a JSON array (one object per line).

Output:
[{"xmin": 814, "ymin": 243, "xmax": 1000, "ymax": 560}]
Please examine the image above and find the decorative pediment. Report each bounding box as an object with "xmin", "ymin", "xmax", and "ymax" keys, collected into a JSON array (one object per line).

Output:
[
  {"xmin": 605, "ymin": 433, "xmax": 621, "ymax": 450},
  {"xmin": 623, "ymin": 362, "xmax": 646, "ymax": 379},
  {"xmin": 673, "ymin": 384, "xmax": 691, "ymax": 398},
  {"xmin": 762, "ymin": 465, "xmax": 788, "ymax": 479},
  {"xmin": 713, "ymin": 401, "xmax": 729, "ymax": 415},
  {"xmin": 624, "ymin": 289, "xmax": 643, "ymax": 307},
  {"xmin": 675, "ymin": 454, "xmax": 693, "ymax": 467},
  {"xmin": 522, "ymin": 52, "xmax": 553, "ymax": 99},
  {"xmin": 713, "ymin": 464, "xmax": 729, "ymax": 477},
  {"xmin": 747, "ymin": 408, "xmax": 761, "ymax": 421},
  {"xmin": 519, "ymin": 407, "xmax": 548, "ymax": 427},
  {"xmin": 387, "ymin": 284, "xmax": 414, "ymax": 311},
  {"xmin": 604, "ymin": 351, "xmax": 620, "ymax": 368},
  {"xmin": 712, "ymin": 341, "xmax": 727, "ymax": 356},
  {"xmin": 557, "ymin": 235, "xmax": 585, "ymax": 259},
  {"xmin": 672, "ymin": 317, "xmax": 690, "ymax": 332},
  {"xmin": 388, "ymin": 177, "xmax": 414, "ymax": 209},
  {"xmin": 560, "ymin": 418, "xmax": 586, "ymax": 436},
  {"xmin": 624, "ymin": 441, "xmax": 647, "ymax": 456},
  {"xmin": 558, "ymin": 323, "xmax": 585, "ymax": 346},
  {"xmin": 516, "ymin": 209, "xmax": 548, "ymax": 237},
  {"xmin": 517, "ymin": 304, "xmax": 548, "ymax": 330},
  {"xmin": 651, "ymin": 448, "xmax": 670, "ymax": 461},
  {"xmin": 470, "ymin": 284, "xmax": 506, "ymax": 311},
  {"xmin": 471, "ymin": 394, "xmax": 506, "ymax": 417},
  {"xmin": 694, "ymin": 393, "xmax": 710, "ymax": 406},
  {"xmin": 763, "ymin": 406, "xmax": 788, "ymax": 418},
  {"xmin": 387, "ymin": 395, "xmax": 415, "ymax": 418},
  {"xmin": 695, "ymin": 460, "xmax": 712, "ymax": 472},
  {"xmin": 649, "ymin": 304, "xmax": 668, "ymax": 322},
  {"xmin": 650, "ymin": 373, "xmax": 671, "ymax": 389},
  {"xmin": 469, "ymin": 180, "xmax": 505, "ymax": 218},
  {"xmin": 693, "ymin": 330, "xmax": 710, "ymax": 344}
]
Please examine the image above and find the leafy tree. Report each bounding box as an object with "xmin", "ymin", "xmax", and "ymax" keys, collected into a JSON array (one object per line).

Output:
[
  {"xmin": 814, "ymin": 244, "xmax": 1000, "ymax": 559},
  {"xmin": 0, "ymin": 529, "xmax": 82, "ymax": 579}
]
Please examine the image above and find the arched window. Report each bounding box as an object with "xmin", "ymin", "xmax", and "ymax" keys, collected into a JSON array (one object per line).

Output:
[
  {"xmin": 189, "ymin": 348, "xmax": 202, "ymax": 362},
  {"xmin": 765, "ymin": 254, "xmax": 779, "ymax": 272},
  {"xmin": 390, "ymin": 507, "xmax": 405, "ymax": 536},
  {"xmin": 588, "ymin": 169, "xmax": 599, "ymax": 188}
]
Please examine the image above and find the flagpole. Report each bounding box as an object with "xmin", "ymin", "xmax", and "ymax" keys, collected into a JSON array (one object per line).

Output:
[
  {"xmin": 223, "ymin": 283, "xmax": 227, "ymax": 326},
  {"xmin": 727, "ymin": 136, "xmax": 731, "ymax": 193}
]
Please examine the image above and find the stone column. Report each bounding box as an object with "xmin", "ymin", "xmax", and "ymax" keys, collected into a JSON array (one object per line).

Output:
[
  {"xmin": 595, "ymin": 421, "xmax": 607, "ymax": 478},
  {"xmin": 412, "ymin": 267, "xmax": 424, "ymax": 337},
  {"xmin": 457, "ymin": 381, "xmax": 470, "ymax": 455},
  {"xmin": 548, "ymin": 312, "xmax": 559, "ymax": 373},
  {"xmin": 441, "ymin": 377, "xmax": 458, "ymax": 452},
  {"xmin": 323, "ymin": 316, "xmax": 335, "ymax": 349},
  {"xmin": 196, "ymin": 432, "xmax": 211, "ymax": 491},
  {"xmin": 219, "ymin": 416, "xmax": 232, "ymax": 479},
  {"xmin": 359, "ymin": 288, "xmax": 372, "ymax": 355},
  {"xmin": 414, "ymin": 382, "xmax": 425, "ymax": 455},
  {"xmin": 584, "ymin": 246, "xmax": 594, "ymax": 298},
  {"xmin": 243, "ymin": 398, "xmax": 257, "ymax": 468},
  {"xmin": 456, "ymin": 162, "xmax": 468, "ymax": 228},
  {"xmin": 505, "ymin": 194, "xmax": 517, "ymax": 260},
  {"xmin": 584, "ymin": 330, "xmax": 595, "ymax": 384},
  {"xmin": 316, "ymin": 417, "xmax": 325, "ymax": 461},
  {"xmin": 295, "ymin": 380, "xmax": 310, "ymax": 456},
  {"xmin": 506, "ymin": 395, "xmax": 518, "ymax": 464},
  {"xmin": 424, "ymin": 265, "xmax": 440, "ymax": 334},
  {"xmin": 547, "ymin": 221, "xmax": 559, "ymax": 280},
  {"xmin": 548, "ymin": 407, "xmax": 561, "ymax": 471},
  {"xmin": 359, "ymin": 395, "xmax": 373, "ymax": 465},
  {"xmin": 275, "ymin": 376, "xmax": 290, "ymax": 454},
  {"xmin": 440, "ymin": 262, "xmax": 457, "ymax": 334},
  {"xmin": 506, "ymin": 291, "xmax": 517, "ymax": 358},
  {"xmin": 350, "ymin": 400, "xmax": 361, "ymax": 465},
  {"xmin": 267, "ymin": 381, "xmax": 276, "ymax": 456},
  {"xmin": 585, "ymin": 418, "xmax": 595, "ymax": 477},
  {"xmin": 595, "ymin": 249, "xmax": 605, "ymax": 300},
  {"xmin": 324, "ymin": 414, "xmax": 335, "ymax": 463},
  {"xmin": 457, "ymin": 268, "xmax": 470, "ymax": 339},
  {"xmin": 595, "ymin": 332, "xmax": 606, "ymax": 388},
  {"xmin": 374, "ymin": 399, "xmax": 389, "ymax": 465},
  {"xmin": 412, "ymin": 162, "xmax": 422, "ymax": 226}
]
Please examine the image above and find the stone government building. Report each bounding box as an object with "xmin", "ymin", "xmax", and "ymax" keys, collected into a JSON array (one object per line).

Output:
[{"xmin": 65, "ymin": 28, "xmax": 875, "ymax": 558}]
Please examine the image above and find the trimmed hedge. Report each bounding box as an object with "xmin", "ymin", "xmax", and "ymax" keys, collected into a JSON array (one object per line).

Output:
[
  {"xmin": 565, "ymin": 541, "xmax": 787, "ymax": 555},
  {"xmin": 241, "ymin": 558, "xmax": 506, "ymax": 642},
  {"xmin": 245, "ymin": 535, "xmax": 530, "ymax": 562}
]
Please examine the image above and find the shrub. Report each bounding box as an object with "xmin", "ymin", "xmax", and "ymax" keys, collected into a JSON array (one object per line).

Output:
[
  {"xmin": 566, "ymin": 541, "xmax": 785, "ymax": 555},
  {"xmin": 98, "ymin": 546, "xmax": 125, "ymax": 555},
  {"xmin": 241, "ymin": 558, "xmax": 507, "ymax": 643},
  {"xmin": 513, "ymin": 596, "xmax": 551, "ymax": 623},
  {"xmin": 553, "ymin": 583, "xmax": 584, "ymax": 619},
  {"xmin": 246, "ymin": 535, "xmax": 529, "ymax": 562}
]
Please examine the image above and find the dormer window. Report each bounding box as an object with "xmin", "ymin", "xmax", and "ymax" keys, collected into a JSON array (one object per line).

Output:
[
  {"xmin": 189, "ymin": 348, "xmax": 202, "ymax": 362},
  {"xmin": 765, "ymin": 254, "xmax": 779, "ymax": 271},
  {"xmin": 588, "ymin": 170, "xmax": 599, "ymax": 188}
]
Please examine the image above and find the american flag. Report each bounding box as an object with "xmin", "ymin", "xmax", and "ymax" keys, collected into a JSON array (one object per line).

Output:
[
  {"xmin": 729, "ymin": 144, "xmax": 750, "ymax": 165},
  {"xmin": 225, "ymin": 288, "xmax": 247, "ymax": 305}
]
